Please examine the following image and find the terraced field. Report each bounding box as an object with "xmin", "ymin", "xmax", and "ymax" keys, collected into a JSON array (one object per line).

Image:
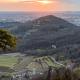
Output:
[
  {"xmin": 27, "ymin": 56, "xmax": 64, "ymax": 72},
  {"xmin": 13, "ymin": 55, "xmax": 64, "ymax": 71},
  {"xmin": 0, "ymin": 53, "xmax": 64, "ymax": 73}
]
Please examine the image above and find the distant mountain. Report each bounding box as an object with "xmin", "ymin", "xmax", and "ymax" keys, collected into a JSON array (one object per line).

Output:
[{"xmin": 0, "ymin": 22, "xmax": 20, "ymax": 28}]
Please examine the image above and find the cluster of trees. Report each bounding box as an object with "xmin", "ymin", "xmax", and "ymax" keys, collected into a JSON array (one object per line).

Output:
[{"xmin": 0, "ymin": 29, "xmax": 16, "ymax": 51}]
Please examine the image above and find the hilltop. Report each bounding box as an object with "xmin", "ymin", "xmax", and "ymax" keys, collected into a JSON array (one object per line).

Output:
[{"xmin": 7, "ymin": 15, "xmax": 78, "ymax": 49}]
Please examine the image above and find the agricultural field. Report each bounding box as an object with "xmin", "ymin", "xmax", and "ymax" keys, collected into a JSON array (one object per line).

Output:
[
  {"xmin": 0, "ymin": 55, "xmax": 18, "ymax": 68},
  {"xmin": 13, "ymin": 56, "xmax": 34, "ymax": 71},
  {"xmin": 0, "ymin": 53, "xmax": 64, "ymax": 73},
  {"xmin": 0, "ymin": 53, "xmax": 24, "ymax": 69},
  {"xmin": 27, "ymin": 56, "xmax": 64, "ymax": 72}
]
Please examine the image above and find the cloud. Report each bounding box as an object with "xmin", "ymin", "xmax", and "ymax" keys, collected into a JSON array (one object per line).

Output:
[
  {"xmin": 0, "ymin": 0, "xmax": 80, "ymax": 11},
  {"xmin": 0, "ymin": 0, "xmax": 79, "ymax": 4},
  {"xmin": 52, "ymin": 0, "xmax": 80, "ymax": 3}
]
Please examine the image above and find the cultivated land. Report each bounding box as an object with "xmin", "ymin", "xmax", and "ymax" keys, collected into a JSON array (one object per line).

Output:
[
  {"xmin": 0, "ymin": 53, "xmax": 24, "ymax": 68},
  {"xmin": 0, "ymin": 55, "xmax": 18, "ymax": 68},
  {"xmin": 0, "ymin": 53, "xmax": 79, "ymax": 80},
  {"xmin": 0, "ymin": 53, "xmax": 63, "ymax": 72}
]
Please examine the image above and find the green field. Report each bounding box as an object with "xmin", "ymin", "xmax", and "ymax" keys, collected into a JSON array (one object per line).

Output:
[
  {"xmin": 0, "ymin": 54, "xmax": 64, "ymax": 72},
  {"xmin": 0, "ymin": 55, "xmax": 19, "ymax": 68},
  {"xmin": 0, "ymin": 54, "xmax": 34, "ymax": 71},
  {"xmin": 14, "ymin": 56, "xmax": 34, "ymax": 71}
]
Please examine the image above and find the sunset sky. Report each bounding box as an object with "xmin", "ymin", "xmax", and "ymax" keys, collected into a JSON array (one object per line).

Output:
[{"xmin": 0, "ymin": 0, "xmax": 80, "ymax": 11}]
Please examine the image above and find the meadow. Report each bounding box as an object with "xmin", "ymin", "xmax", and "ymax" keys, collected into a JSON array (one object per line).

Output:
[{"xmin": 0, "ymin": 54, "xmax": 19, "ymax": 68}]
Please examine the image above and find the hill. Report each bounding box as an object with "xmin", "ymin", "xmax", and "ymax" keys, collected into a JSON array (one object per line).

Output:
[
  {"xmin": 6, "ymin": 15, "xmax": 78, "ymax": 49},
  {"xmin": 1, "ymin": 15, "xmax": 80, "ymax": 60}
]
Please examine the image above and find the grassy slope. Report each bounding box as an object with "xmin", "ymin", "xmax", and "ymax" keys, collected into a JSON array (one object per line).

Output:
[
  {"xmin": 0, "ymin": 53, "xmax": 64, "ymax": 72},
  {"xmin": 13, "ymin": 56, "xmax": 34, "ymax": 71},
  {"xmin": 0, "ymin": 56, "xmax": 18, "ymax": 67},
  {"xmin": 27, "ymin": 56, "xmax": 63, "ymax": 71},
  {"xmin": 0, "ymin": 55, "xmax": 19, "ymax": 68}
]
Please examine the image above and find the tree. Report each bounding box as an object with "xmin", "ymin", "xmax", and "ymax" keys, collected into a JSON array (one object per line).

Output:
[{"xmin": 0, "ymin": 29, "xmax": 16, "ymax": 51}]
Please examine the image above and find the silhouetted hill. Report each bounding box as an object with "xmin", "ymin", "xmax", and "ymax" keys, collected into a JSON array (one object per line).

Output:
[
  {"xmin": 1, "ymin": 15, "xmax": 80, "ymax": 57},
  {"xmin": 12, "ymin": 15, "xmax": 79, "ymax": 50}
]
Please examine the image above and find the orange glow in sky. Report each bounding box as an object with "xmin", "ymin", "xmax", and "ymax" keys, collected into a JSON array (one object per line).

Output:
[
  {"xmin": 0, "ymin": 0, "xmax": 80, "ymax": 11},
  {"xmin": 37, "ymin": 0, "xmax": 52, "ymax": 4}
]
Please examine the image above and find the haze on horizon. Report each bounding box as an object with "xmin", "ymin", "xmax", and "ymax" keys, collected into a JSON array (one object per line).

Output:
[{"xmin": 0, "ymin": 0, "xmax": 80, "ymax": 11}]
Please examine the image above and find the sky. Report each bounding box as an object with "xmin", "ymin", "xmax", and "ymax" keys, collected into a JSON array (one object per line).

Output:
[{"xmin": 0, "ymin": 0, "xmax": 80, "ymax": 11}]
